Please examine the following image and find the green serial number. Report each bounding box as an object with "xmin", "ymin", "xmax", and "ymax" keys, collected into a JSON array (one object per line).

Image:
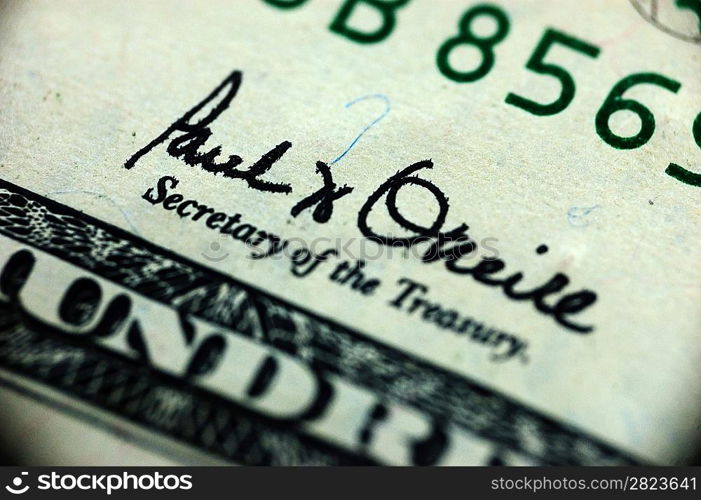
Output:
[{"xmin": 265, "ymin": 0, "xmax": 700, "ymax": 187}]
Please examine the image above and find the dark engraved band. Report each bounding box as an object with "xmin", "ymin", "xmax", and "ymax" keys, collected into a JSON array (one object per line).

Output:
[{"xmin": 0, "ymin": 178, "xmax": 640, "ymax": 465}]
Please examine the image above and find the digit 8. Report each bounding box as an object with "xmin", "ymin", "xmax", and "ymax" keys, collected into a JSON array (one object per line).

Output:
[{"xmin": 436, "ymin": 4, "xmax": 510, "ymax": 83}]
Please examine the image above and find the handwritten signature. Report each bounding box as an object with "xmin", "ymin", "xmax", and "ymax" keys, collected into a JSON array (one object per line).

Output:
[{"xmin": 125, "ymin": 70, "xmax": 598, "ymax": 333}]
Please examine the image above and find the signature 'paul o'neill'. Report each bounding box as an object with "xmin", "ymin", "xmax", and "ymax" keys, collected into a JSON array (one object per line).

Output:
[{"xmin": 125, "ymin": 69, "xmax": 598, "ymax": 334}]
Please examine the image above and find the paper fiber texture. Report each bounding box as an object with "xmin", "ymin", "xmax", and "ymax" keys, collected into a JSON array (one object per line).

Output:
[{"xmin": 0, "ymin": 0, "xmax": 699, "ymax": 465}]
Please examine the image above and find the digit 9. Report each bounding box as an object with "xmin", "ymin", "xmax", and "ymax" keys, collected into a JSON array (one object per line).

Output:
[{"xmin": 665, "ymin": 111, "xmax": 701, "ymax": 187}]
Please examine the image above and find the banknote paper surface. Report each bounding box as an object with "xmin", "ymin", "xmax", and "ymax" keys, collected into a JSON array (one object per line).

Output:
[{"xmin": 0, "ymin": 0, "xmax": 699, "ymax": 465}]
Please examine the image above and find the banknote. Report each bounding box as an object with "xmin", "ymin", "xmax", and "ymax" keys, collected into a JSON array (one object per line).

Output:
[{"xmin": 0, "ymin": 0, "xmax": 699, "ymax": 465}]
